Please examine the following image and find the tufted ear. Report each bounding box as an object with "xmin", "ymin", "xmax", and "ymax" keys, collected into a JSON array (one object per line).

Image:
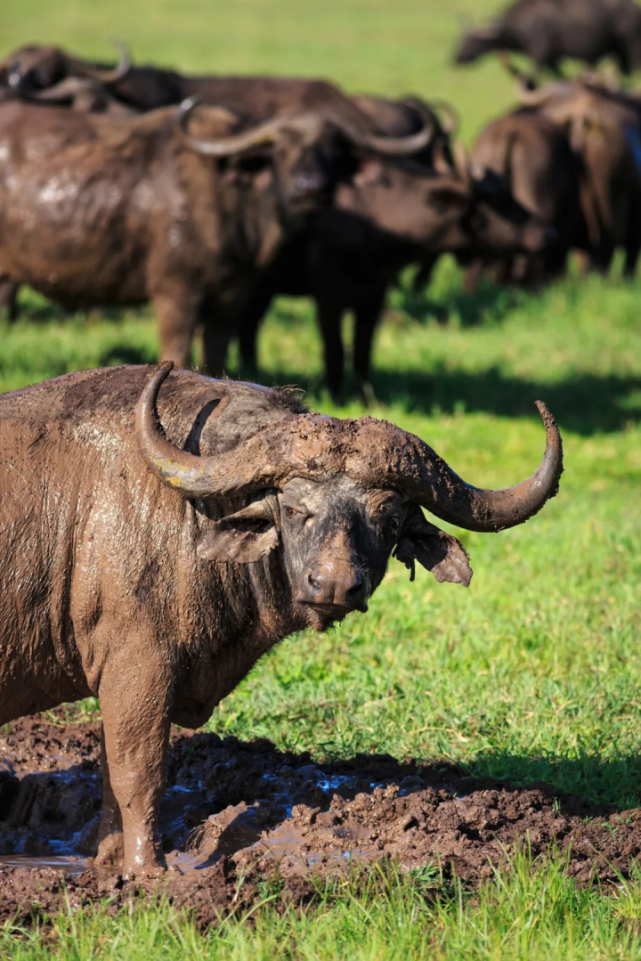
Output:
[
  {"xmin": 197, "ymin": 498, "xmax": 278, "ymax": 564},
  {"xmin": 394, "ymin": 506, "xmax": 472, "ymax": 586}
]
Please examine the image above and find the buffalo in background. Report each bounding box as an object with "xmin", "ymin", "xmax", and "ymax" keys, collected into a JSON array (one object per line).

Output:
[
  {"xmin": 455, "ymin": 0, "xmax": 641, "ymax": 75},
  {"xmin": 0, "ymin": 96, "xmax": 438, "ymax": 374},
  {"xmin": 3, "ymin": 19, "xmax": 640, "ymax": 396}
]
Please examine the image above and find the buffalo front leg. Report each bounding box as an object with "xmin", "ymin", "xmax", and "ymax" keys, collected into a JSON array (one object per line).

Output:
[
  {"xmin": 315, "ymin": 296, "xmax": 345, "ymax": 405},
  {"xmin": 238, "ymin": 287, "xmax": 274, "ymax": 374},
  {"xmin": 353, "ymin": 284, "xmax": 386, "ymax": 404},
  {"xmin": 98, "ymin": 651, "xmax": 173, "ymax": 876},
  {"xmin": 0, "ymin": 281, "xmax": 19, "ymax": 322},
  {"xmin": 202, "ymin": 318, "xmax": 234, "ymax": 377},
  {"xmin": 153, "ymin": 289, "xmax": 201, "ymax": 369},
  {"xmin": 94, "ymin": 727, "xmax": 124, "ymax": 868}
]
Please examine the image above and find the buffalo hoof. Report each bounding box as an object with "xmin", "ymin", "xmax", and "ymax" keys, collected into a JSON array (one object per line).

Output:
[
  {"xmin": 355, "ymin": 381, "xmax": 377, "ymax": 409},
  {"xmin": 94, "ymin": 831, "xmax": 125, "ymax": 869}
]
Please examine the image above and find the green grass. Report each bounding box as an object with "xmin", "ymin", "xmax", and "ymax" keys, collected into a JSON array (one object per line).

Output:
[
  {"xmin": 5, "ymin": 854, "xmax": 641, "ymax": 959},
  {"xmin": 2, "ymin": 0, "xmax": 641, "ymax": 957}
]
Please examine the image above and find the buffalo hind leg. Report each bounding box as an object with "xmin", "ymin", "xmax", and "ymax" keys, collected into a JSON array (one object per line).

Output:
[
  {"xmin": 238, "ymin": 287, "xmax": 275, "ymax": 376},
  {"xmin": 98, "ymin": 646, "xmax": 172, "ymax": 877},
  {"xmin": 94, "ymin": 727, "xmax": 124, "ymax": 868}
]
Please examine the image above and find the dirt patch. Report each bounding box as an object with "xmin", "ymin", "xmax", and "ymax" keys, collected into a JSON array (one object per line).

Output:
[{"xmin": 1, "ymin": 716, "xmax": 640, "ymax": 928}]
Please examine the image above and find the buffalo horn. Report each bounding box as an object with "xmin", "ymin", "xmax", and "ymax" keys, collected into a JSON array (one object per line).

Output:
[
  {"xmin": 136, "ymin": 364, "xmax": 563, "ymax": 534},
  {"xmin": 347, "ymin": 115, "xmax": 434, "ymax": 157},
  {"xmin": 30, "ymin": 76, "xmax": 98, "ymax": 102},
  {"xmin": 353, "ymin": 403, "xmax": 563, "ymax": 532},
  {"xmin": 176, "ymin": 97, "xmax": 308, "ymax": 157},
  {"xmin": 72, "ymin": 41, "xmax": 131, "ymax": 85},
  {"xmin": 453, "ymin": 140, "xmax": 471, "ymax": 185}
]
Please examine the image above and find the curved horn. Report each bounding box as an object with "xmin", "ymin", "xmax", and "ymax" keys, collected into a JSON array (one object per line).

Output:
[
  {"xmin": 136, "ymin": 362, "xmax": 304, "ymax": 497},
  {"xmin": 349, "ymin": 114, "xmax": 434, "ymax": 157},
  {"xmin": 176, "ymin": 96, "xmax": 299, "ymax": 157},
  {"xmin": 353, "ymin": 402, "xmax": 563, "ymax": 532},
  {"xmin": 424, "ymin": 98, "xmax": 460, "ymax": 136},
  {"xmin": 72, "ymin": 41, "xmax": 131, "ymax": 85},
  {"xmin": 28, "ymin": 76, "xmax": 98, "ymax": 102},
  {"xmin": 137, "ymin": 366, "xmax": 562, "ymax": 531}
]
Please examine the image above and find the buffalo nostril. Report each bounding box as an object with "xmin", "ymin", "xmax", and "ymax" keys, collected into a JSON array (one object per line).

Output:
[
  {"xmin": 346, "ymin": 572, "xmax": 365, "ymax": 603},
  {"xmin": 347, "ymin": 577, "xmax": 363, "ymax": 599},
  {"xmin": 307, "ymin": 572, "xmax": 322, "ymax": 592}
]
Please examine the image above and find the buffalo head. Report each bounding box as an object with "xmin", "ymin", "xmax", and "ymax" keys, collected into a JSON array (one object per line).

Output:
[
  {"xmin": 454, "ymin": 24, "xmax": 503, "ymax": 65},
  {"xmin": 0, "ymin": 42, "xmax": 131, "ymax": 99},
  {"xmin": 176, "ymin": 97, "xmax": 438, "ymax": 221},
  {"xmin": 135, "ymin": 363, "xmax": 563, "ymax": 631}
]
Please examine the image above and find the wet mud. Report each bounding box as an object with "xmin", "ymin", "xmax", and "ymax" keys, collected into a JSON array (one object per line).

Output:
[{"xmin": 1, "ymin": 717, "xmax": 641, "ymax": 928}]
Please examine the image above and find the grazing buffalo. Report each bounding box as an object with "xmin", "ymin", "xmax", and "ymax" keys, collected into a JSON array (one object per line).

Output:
[
  {"xmin": 467, "ymin": 107, "xmax": 585, "ymax": 285},
  {"xmin": 0, "ymin": 99, "xmax": 430, "ymax": 371},
  {"xmin": 511, "ymin": 74, "xmax": 641, "ymax": 275},
  {"xmin": 0, "ymin": 362, "xmax": 563, "ymax": 875},
  {"xmin": 237, "ymin": 151, "xmax": 555, "ymax": 401},
  {"xmin": 455, "ymin": 0, "xmax": 641, "ymax": 75}
]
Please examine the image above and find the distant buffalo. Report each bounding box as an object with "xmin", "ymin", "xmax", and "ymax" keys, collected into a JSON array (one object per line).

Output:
[
  {"xmin": 237, "ymin": 149, "xmax": 554, "ymax": 402},
  {"xmin": 0, "ymin": 98, "xmax": 433, "ymax": 371},
  {"xmin": 455, "ymin": 0, "xmax": 641, "ymax": 75}
]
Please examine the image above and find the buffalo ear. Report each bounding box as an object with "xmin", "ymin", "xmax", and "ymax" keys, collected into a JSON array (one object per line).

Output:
[
  {"xmin": 197, "ymin": 499, "xmax": 278, "ymax": 564},
  {"xmin": 394, "ymin": 506, "xmax": 472, "ymax": 586}
]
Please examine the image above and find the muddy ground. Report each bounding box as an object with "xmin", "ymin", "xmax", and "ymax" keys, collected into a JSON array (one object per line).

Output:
[{"xmin": 1, "ymin": 717, "xmax": 640, "ymax": 928}]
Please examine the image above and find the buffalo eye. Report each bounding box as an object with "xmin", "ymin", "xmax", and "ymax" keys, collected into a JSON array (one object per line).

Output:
[{"xmin": 284, "ymin": 505, "xmax": 309, "ymax": 521}]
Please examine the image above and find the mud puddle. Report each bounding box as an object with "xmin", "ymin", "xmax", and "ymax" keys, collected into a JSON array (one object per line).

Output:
[{"xmin": 1, "ymin": 716, "xmax": 641, "ymax": 929}]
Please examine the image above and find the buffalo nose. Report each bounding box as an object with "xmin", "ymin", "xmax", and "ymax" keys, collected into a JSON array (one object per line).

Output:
[
  {"xmin": 293, "ymin": 174, "xmax": 325, "ymax": 196},
  {"xmin": 300, "ymin": 566, "xmax": 368, "ymax": 612}
]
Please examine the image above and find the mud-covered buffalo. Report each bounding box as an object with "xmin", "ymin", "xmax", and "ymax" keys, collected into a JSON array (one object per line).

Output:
[{"xmin": 0, "ymin": 363, "xmax": 562, "ymax": 877}]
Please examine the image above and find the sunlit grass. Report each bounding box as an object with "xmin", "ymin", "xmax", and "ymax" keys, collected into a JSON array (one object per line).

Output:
[{"xmin": 1, "ymin": 0, "xmax": 641, "ymax": 955}]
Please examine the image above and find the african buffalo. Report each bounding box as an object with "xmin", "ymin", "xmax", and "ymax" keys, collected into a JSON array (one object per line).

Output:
[
  {"xmin": 0, "ymin": 362, "xmax": 563, "ymax": 875},
  {"xmin": 237, "ymin": 152, "xmax": 555, "ymax": 401},
  {"xmin": 466, "ymin": 107, "xmax": 585, "ymax": 285},
  {"xmin": 511, "ymin": 73, "xmax": 641, "ymax": 275},
  {"xmin": 0, "ymin": 98, "xmax": 430, "ymax": 371},
  {"xmin": 0, "ymin": 42, "xmax": 440, "ymax": 143},
  {"xmin": 455, "ymin": 0, "xmax": 641, "ymax": 74}
]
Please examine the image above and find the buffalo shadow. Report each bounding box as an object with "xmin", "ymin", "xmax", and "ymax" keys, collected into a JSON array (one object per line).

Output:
[
  {"xmin": 397, "ymin": 276, "xmax": 519, "ymax": 329},
  {"xmin": 2, "ymin": 727, "xmax": 639, "ymax": 868},
  {"xmin": 257, "ymin": 363, "xmax": 641, "ymax": 436}
]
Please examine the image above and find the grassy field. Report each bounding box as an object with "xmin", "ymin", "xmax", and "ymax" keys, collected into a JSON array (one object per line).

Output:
[{"xmin": 2, "ymin": 0, "xmax": 641, "ymax": 957}]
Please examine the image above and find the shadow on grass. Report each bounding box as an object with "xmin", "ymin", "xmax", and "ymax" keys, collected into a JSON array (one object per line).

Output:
[
  {"xmin": 398, "ymin": 278, "xmax": 518, "ymax": 328},
  {"xmin": 98, "ymin": 345, "xmax": 156, "ymax": 367},
  {"xmin": 256, "ymin": 364, "xmax": 641, "ymax": 435},
  {"xmin": 462, "ymin": 750, "xmax": 641, "ymax": 813},
  {"xmin": 165, "ymin": 732, "xmax": 641, "ymax": 817}
]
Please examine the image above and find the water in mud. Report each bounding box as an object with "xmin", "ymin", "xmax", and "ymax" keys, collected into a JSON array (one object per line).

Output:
[{"xmin": 1, "ymin": 716, "xmax": 640, "ymax": 929}]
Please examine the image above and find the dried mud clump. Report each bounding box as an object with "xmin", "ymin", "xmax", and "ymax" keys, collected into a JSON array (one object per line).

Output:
[{"xmin": 1, "ymin": 717, "xmax": 640, "ymax": 929}]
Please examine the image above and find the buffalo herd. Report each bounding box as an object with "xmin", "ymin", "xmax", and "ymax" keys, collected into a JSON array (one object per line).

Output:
[
  {"xmin": 5, "ymin": 6, "xmax": 621, "ymax": 876},
  {"xmin": 5, "ymin": 16, "xmax": 641, "ymax": 400}
]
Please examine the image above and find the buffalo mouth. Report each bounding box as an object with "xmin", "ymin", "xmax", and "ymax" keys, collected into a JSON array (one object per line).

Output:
[{"xmin": 301, "ymin": 601, "xmax": 363, "ymax": 631}]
